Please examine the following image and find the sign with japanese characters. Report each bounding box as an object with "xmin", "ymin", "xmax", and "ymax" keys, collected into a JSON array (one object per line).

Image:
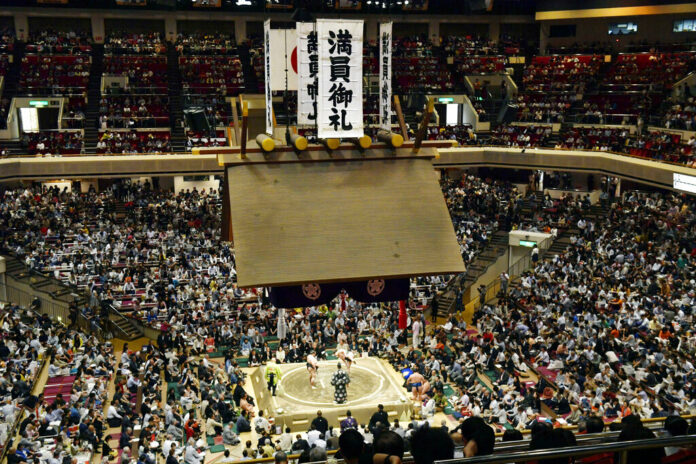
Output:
[
  {"xmin": 297, "ymin": 22, "xmax": 318, "ymax": 126},
  {"xmin": 379, "ymin": 22, "xmax": 392, "ymax": 132},
  {"xmin": 316, "ymin": 19, "xmax": 364, "ymax": 138},
  {"xmin": 264, "ymin": 19, "xmax": 273, "ymax": 136}
]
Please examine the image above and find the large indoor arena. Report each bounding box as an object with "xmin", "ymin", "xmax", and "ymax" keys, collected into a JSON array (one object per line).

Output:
[{"xmin": 0, "ymin": 1, "xmax": 695, "ymax": 464}]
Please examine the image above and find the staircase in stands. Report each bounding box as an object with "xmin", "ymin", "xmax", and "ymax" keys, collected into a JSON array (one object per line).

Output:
[
  {"xmin": 83, "ymin": 44, "xmax": 104, "ymax": 154},
  {"xmin": 167, "ymin": 43, "xmax": 187, "ymax": 153}
]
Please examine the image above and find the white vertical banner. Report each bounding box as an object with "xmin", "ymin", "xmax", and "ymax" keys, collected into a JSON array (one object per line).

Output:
[
  {"xmin": 316, "ymin": 19, "xmax": 364, "ymax": 139},
  {"xmin": 297, "ymin": 22, "xmax": 318, "ymax": 126},
  {"xmin": 269, "ymin": 29, "xmax": 298, "ymax": 91},
  {"xmin": 379, "ymin": 22, "xmax": 392, "ymax": 132},
  {"xmin": 264, "ymin": 19, "xmax": 273, "ymax": 136}
]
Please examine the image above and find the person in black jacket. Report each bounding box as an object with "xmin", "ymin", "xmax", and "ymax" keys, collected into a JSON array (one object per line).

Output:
[
  {"xmin": 368, "ymin": 404, "xmax": 390, "ymax": 433},
  {"xmin": 310, "ymin": 411, "xmax": 328, "ymax": 434}
]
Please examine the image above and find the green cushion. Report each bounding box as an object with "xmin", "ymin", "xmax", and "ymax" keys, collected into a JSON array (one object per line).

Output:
[{"xmin": 208, "ymin": 445, "xmax": 226, "ymax": 454}]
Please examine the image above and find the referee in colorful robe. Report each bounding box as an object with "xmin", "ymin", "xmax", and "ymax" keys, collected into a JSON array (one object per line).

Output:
[
  {"xmin": 265, "ymin": 358, "xmax": 282, "ymax": 396},
  {"xmin": 331, "ymin": 362, "xmax": 350, "ymax": 404}
]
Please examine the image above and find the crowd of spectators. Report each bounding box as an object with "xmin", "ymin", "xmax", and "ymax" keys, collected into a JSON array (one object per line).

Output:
[
  {"xmin": 96, "ymin": 131, "xmax": 171, "ymax": 154},
  {"xmin": 186, "ymin": 130, "xmax": 226, "ymax": 151},
  {"xmin": 104, "ymin": 32, "xmax": 166, "ymax": 55},
  {"xmin": 605, "ymin": 52, "xmax": 696, "ymax": 91},
  {"xmin": 20, "ymin": 131, "xmax": 84, "ymax": 156},
  {"xmin": 180, "ymin": 55, "xmax": 245, "ymax": 96},
  {"xmin": 0, "ymin": 301, "xmax": 116, "ymax": 462},
  {"xmin": 175, "ymin": 33, "xmax": 238, "ymax": 55},
  {"xmin": 1, "ymin": 175, "xmax": 695, "ymax": 464},
  {"xmin": 427, "ymin": 125, "xmax": 476, "ymax": 146},
  {"xmin": 24, "ymin": 30, "xmax": 92, "ymax": 55},
  {"xmin": 556, "ymin": 127, "xmax": 632, "ymax": 152},
  {"xmin": 98, "ymin": 94, "xmax": 170, "ymax": 129},
  {"xmin": 489, "ymin": 124, "xmax": 552, "ymax": 148},
  {"xmin": 522, "ymin": 55, "xmax": 602, "ymax": 93},
  {"xmin": 103, "ymin": 56, "xmax": 167, "ymax": 93},
  {"xmin": 516, "ymin": 93, "xmax": 576, "ymax": 123}
]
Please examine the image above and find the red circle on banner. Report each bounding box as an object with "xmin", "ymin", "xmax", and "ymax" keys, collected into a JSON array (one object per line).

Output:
[{"xmin": 291, "ymin": 46, "xmax": 298, "ymax": 74}]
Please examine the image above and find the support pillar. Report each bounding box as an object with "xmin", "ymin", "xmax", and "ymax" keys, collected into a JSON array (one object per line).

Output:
[
  {"xmin": 235, "ymin": 18, "xmax": 247, "ymax": 44},
  {"xmin": 428, "ymin": 20, "xmax": 439, "ymax": 45},
  {"xmin": 91, "ymin": 15, "xmax": 105, "ymax": 43},
  {"xmin": 14, "ymin": 14, "xmax": 28, "ymax": 41},
  {"xmin": 165, "ymin": 15, "xmax": 176, "ymax": 43}
]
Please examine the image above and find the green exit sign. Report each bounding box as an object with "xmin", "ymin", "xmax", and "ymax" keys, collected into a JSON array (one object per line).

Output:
[
  {"xmin": 438, "ymin": 97, "xmax": 454, "ymax": 103},
  {"xmin": 29, "ymin": 100, "xmax": 49, "ymax": 107},
  {"xmin": 519, "ymin": 240, "xmax": 537, "ymax": 247}
]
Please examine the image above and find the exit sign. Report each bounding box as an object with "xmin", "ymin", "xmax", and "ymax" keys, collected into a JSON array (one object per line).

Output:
[{"xmin": 519, "ymin": 240, "xmax": 537, "ymax": 247}]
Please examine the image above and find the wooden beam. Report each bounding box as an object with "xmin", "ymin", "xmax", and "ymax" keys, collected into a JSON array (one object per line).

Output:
[
  {"xmin": 231, "ymin": 96, "xmax": 241, "ymax": 145},
  {"xmin": 394, "ymin": 95, "xmax": 409, "ymax": 141},
  {"xmin": 412, "ymin": 98, "xmax": 434, "ymax": 153},
  {"xmin": 222, "ymin": 168, "xmax": 233, "ymax": 243},
  {"xmin": 240, "ymin": 101, "xmax": 248, "ymax": 158}
]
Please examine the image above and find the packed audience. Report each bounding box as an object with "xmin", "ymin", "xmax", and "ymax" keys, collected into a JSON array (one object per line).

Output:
[
  {"xmin": 20, "ymin": 131, "xmax": 84, "ymax": 156},
  {"xmin": 25, "ymin": 30, "xmax": 92, "ymax": 55},
  {"xmin": 96, "ymin": 130, "xmax": 171, "ymax": 154},
  {"xmin": 0, "ymin": 175, "xmax": 694, "ymax": 464},
  {"xmin": 489, "ymin": 124, "xmax": 552, "ymax": 148},
  {"xmin": 104, "ymin": 32, "xmax": 166, "ymax": 55},
  {"xmin": 98, "ymin": 94, "xmax": 170, "ymax": 129}
]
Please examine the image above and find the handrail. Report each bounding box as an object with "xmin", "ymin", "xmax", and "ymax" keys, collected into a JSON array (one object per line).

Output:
[
  {"xmin": 434, "ymin": 434, "xmax": 696, "ymax": 464},
  {"xmin": 461, "ymin": 233, "xmax": 553, "ymax": 310},
  {"xmin": 0, "ymin": 355, "xmax": 48, "ymax": 463},
  {"xmin": 0, "ymin": 142, "xmax": 694, "ymax": 173},
  {"xmin": 108, "ymin": 303, "xmax": 142, "ymax": 339}
]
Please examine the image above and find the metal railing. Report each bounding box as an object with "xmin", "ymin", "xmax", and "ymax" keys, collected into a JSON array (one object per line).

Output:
[
  {"xmin": 435, "ymin": 434, "xmax": 696, "ymax": 464},
  {"xmin": 462, "ymin": 234, "xmax": 554, "ymax": 311},
  {"xmin": 0, "ymin": 279, "xmax": 107, "ymax": 338}
]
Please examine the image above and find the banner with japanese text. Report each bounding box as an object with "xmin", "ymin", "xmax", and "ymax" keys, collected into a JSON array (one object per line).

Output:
[
  {"xmin": 316, "ymin": 19, "xmax": 364, "ymax": 139},
  {"xmin": 379, "ymin": 22, "xmax": 392, "ymax": 132},
  {"xmin": 297, "ymin": 22, "xmax": 318, "ymax": 126},
  {"xmin": 264, "ymin": 19, "xmax": 273, "ymax": 136}
]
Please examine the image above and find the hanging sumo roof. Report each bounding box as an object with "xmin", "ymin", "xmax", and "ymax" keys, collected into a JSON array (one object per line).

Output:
[{"xmin": 220, "ymin": 141, "xmax": 466, "ymax": 288}]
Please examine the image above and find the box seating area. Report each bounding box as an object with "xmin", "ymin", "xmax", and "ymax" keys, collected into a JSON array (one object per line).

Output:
[
  {"xmin": 180, "ymin": 55, "xmax": 245, "ymax": 96},
  {"xmin": 96, "ymin": 130, "xmax": 171, "ymax": 154},
  {"xmin": 186, "ymin": 130, "xmax": 226, "ymax": 150},
  {"xmin": 103, "ymin": 55, "xmax": 168, "ymax": 93},
  {"xmin": 19, "ymin": 54, "xmax": 90, "ymax": 96},
  {"xmin": 490, "ymin": 124, "xmax": 553, "ymax": 147},
  {"xmin": 104, "ymin": 31, "xmax": 166, "ymax": 55},
  {"xmin": 43, "ymin": 375, "xmax": 77, "ymax": 406},
  {"xmin": 522, "ymin": 54, "xmax": 602, "ymax": 92},
  {"xmin": 454, "ymin": 55, "xmax": 506, "ymax": 75},
  {"xmin": 24, "ymin": 30, "xmax": 92, "ymax": 55},
  {"xmin": 98, "ymin": 93, "xmax": 170, "ymax": 129},
  {"xmin": 427, "ymin": 124, "xmax": 475, "ymax": 146},
  {"xmin": 516, "ymin": 93, "xmax": 576, "ymax": 123},
  {"xmin": 605, "ymin": 52, "xmax": 696, "ymax": 90},
  {"xmin": 21, "ymin": 131, "xmax": 84, "ymax": 156},
  {"xmin": 558, "ymin": 127, "xmax": 632, "ymax": 151},
  {"xmin": 175, "ymin": 32, "xmax": 238, "ymax": 55}
]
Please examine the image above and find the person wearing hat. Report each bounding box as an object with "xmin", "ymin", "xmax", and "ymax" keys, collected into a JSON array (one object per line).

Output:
[{"xmin": 330, "ymin": 362, "xmax": 350, "ymax": 404}]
